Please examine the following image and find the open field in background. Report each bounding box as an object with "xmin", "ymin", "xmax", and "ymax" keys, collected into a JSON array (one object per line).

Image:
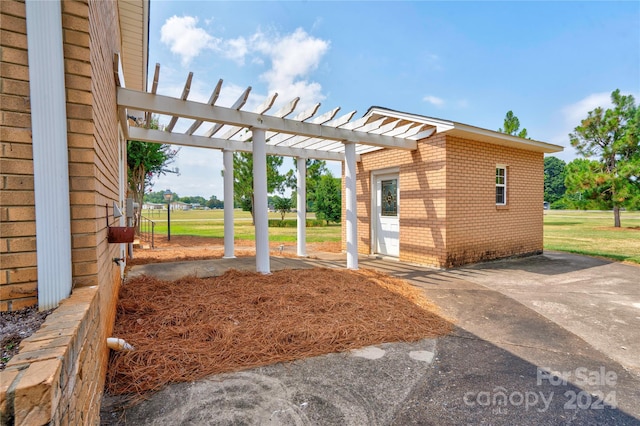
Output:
[
  {"xmin": 143, "ymin": 209, "xmax": 340, "ymax": 243},
  {"xmin": 544, "ymin": 210, "xmax": 640, "ymax": 264},
  {"xmin": 142, "ymin": 209, "xmax": 640, "ymax": 264}
]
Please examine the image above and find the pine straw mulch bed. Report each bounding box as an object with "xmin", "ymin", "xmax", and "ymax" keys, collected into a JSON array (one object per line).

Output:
[{"xmin": 106, "ymin": 267, "xmax": 452, "ymax": 396}]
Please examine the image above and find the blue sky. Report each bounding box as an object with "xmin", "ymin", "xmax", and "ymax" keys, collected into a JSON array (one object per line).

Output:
[{"xmin": 147, "ymin": 1, "xmax": 640, "ymax": 200}]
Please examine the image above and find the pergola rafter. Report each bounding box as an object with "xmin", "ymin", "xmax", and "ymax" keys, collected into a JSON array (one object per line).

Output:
[
  {"xmin": 185, "ymin": 78, "xmax": 222, "ymax": 135},
  {"xmin": 165, "ymin": 72, "xmax": 192, "ymax": 132},
  {"xmin": 203, "ymin": 86, "xmax": 252, "ymax": 138}
]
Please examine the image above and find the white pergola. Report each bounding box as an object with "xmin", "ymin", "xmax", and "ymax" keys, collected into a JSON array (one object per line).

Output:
[{"xmin": 116, "ymin": 64, "xmax": 435, "ymax": 273}]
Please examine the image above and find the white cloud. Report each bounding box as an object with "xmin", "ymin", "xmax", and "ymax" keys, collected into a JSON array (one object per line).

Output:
[
  {"xmin": 424, "ymin": 53, "xmax": 443, "ymax": 71},
  {"xmin": 160, "ymin": 16, "xmax": 218, "ymax": 66},
  {"xmin": 546, "ymin": 90, "xmax": 639, "ymax": 162},
  {"xmin": 223, "ymin": 37, "xmax": 248, "ymax": 65},
  {"xmin": 423, "ymin": 95, "xmax": 444, "ymax": 107},
  {"xmin": 158, "ymin": 19, "xmax": 330, "ymax": 108},
  {"xmin": 153, "ymin": 23, "xmax": 333, "ymax": 197},
  {"xmin": 561, "ymin": 92, "xmax": 612, "ymax": 126},
  {"xmin": 547, "ymin": 91, "xmax": 617, "ymax": 162},
  {"xmin": 252, "ymin": 28, "xmax": 330, "ymax": 109}
]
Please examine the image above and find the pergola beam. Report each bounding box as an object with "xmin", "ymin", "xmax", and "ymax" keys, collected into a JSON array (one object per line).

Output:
[
  {"xmin": 127, "ymin": 126, "xmax": 353, "ymax": 162},
  {"xmin": 118, "ymin": 88, "xmax": 416, "ymax": 150}
]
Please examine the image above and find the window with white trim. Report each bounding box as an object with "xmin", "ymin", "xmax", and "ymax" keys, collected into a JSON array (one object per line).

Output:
[{"xmin": 496, "ymin": 165, "xmax": 507, "ymax": 205}]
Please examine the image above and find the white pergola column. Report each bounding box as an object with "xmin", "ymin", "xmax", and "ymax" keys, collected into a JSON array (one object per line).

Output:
[
  {"xmin": 223, "ymin": 149, "xmax": 235, "ymax": 258},
  {"xmin": 252, "ymin": 128, "xmax": 270, "ymax": 273},
  {"xmin": 296, "ymin": 157, "xmax": 307, "ymax": 257},
  {"xmin": 345, "ymin": 142, "xmax": 358, "ymax": 269}
]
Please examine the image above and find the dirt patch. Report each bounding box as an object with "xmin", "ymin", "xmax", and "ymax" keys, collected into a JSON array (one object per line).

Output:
[
  {"xmin": 128, "ymin": 235, "xmax": 342, "ymax": 267},
  {"xmin": 0, "ymin": 306, "xmax": 53, "ymax": 370},
  {"xmin": 597, "ymin": 226, "xmax": 640, "ymax": 231},
  {"xmin": 106, "ymin": 268, "xmax": 452, "ymax": 396}
]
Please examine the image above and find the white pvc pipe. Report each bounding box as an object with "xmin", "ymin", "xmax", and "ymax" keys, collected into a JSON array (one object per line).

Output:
[
  {"xmin": 296, "ymin": 157, "xmax": 307, "ymax": 257},
  {"xmin": 223, "ymin": 149, "xmax": 235, "ymax": 258},
  {"xmin": 345, "ymin": 142, "xmax": 358, "ymax": 269},
  {"xmin": 252, "ymin": 129, "xmax": 270, "ymax": 273},
  {"xmin": 26, "ymin": 0, "xmax": 73, "ymax": 310}
]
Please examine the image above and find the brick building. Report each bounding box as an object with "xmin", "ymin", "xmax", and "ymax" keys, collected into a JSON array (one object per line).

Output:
[
  {"xmin": 0, "ymin": 0, "xmax": 148, "ymax": 423},
  {"xmin": 346, "ymin": 107, "xmax": 563, "ymax": 268}
]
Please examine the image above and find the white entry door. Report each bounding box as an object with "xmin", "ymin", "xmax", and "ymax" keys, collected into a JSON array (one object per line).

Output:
[{"xmin": 375, "ymin": 174, "xmax": 399, "ymax": 257}]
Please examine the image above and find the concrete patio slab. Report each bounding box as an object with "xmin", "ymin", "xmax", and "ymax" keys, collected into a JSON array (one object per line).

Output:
[{"xmin": 102, "ymin": 252, "xmax": 640, "ymax": 425}]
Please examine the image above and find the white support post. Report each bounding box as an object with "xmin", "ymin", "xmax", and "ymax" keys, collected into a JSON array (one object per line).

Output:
[
  {"xmin": 223, "ymin": 149, "xmax": 235, "ymax": 258},
  {"xmin": 296, "ymin": 157, "xmax": 307, "ymax": 257},
  {"xmin": 345, "ymin": 142, "xmax": 358, "ymax": 269},
  {"xmin": 26, "ymin": 0, "xmax": 73, "ymax": 310},
  {"xmin": 252, "ymin": 128, "xmax": 270, "ymax": 273}
]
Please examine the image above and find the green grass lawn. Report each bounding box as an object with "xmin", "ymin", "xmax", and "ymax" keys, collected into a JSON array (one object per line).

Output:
[
  {"xmin": 143, "ymin": 209, "xmax": 340, "ymax": 243},
  {"xmin": 143, "ymin": 208, "xmax": 640, "ymax": 264},
  {"xmin": 544, "ymin": 210, "xmax": 640, "ymax": 264}
]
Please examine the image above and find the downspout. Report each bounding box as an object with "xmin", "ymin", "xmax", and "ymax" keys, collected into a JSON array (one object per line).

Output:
[{"xmin": 25, "ymin": 0, "xmax": 73, "ymax": 310}]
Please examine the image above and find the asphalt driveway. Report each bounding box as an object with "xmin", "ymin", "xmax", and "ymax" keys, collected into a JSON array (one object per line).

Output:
[{"xmin": 102, "ymin": 251, "xmax": 640, "ymax": 425}]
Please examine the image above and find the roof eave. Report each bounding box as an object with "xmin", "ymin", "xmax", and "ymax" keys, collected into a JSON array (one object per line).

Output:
[
  {"xmin": 446, "ymin": 124, "xmax": 563, "ymax": 153},
  {"xmin": 366, "ymin": 106, "xmax": 564, "ymax": 154}
]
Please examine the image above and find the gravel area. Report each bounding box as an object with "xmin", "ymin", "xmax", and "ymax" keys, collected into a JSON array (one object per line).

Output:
[{"xmin": 0, "ymin": 305, "xmax": 53, "ymax": 370}]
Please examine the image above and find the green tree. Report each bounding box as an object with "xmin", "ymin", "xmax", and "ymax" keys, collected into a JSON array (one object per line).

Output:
[
  {"xmin": 127, "ymin": 117, "xmax": 179, "ymax": 232},
  {"xmin": 563, "ymin": 159, "xmax": 609, "ymax": 210},
  {"xmin": 285, "ymin": 159, "xmax": 329, "ymax": 212},
  {"xmin": 272, "ymin": 196, "xmax": 292, "ymax": 222},
  {"xmin": 230, "ymin": 152, "xmax": 286, "ymax": 224},
  {"xmin": 315, "ymin": 174, "xmax": 342, "ymax": 224},
  {"xmin": 206, "ymin": 195, "xmax": 224, "ymax": 209},
  {"xmin": 179, "ymin": 196, "xmax": 207, "ymax": 206},
  {"xmin": 544, "ymin": 156, "xmax": 566, "ymax": 204},
  {"xmin": 143, "ymin": 190, "xmax": 168, "ymax": 204},
  {"xmin": 568, "ymin": 89, "xmax": 639, "ymax": 226},
  {"xmin": 498, "ymin": 110, "xmax": 529, "ymax": 139}
]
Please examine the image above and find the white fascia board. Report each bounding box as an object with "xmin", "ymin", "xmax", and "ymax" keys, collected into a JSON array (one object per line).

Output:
[
  {"xmin": 118, "ymin": 88, "xmax": 416, "ymax": 150},
  {"xmin": 368, "ymin": 106, "xmax": 564, "ymax": 153},
  {"xmin": 128, "ymin": 126, "xmax": 352, "ymax": 161},
  {"xmin": 448, "ymin": 124, "xmax": 564, "ymax": 153}
]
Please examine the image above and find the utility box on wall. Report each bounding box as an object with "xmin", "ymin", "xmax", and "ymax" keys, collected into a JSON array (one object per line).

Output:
[{"xmin": 107, "ymin": 226, "xmax": 135, "ymax": 243}]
